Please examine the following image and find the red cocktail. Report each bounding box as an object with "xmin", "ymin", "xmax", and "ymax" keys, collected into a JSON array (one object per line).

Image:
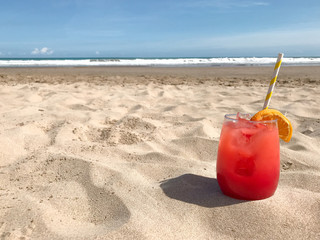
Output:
[{"xmin": 216, "ymin": 113, "xmax": 280, "ymax": 200}]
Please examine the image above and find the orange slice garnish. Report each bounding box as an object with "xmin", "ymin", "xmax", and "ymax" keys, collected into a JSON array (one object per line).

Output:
[{"xmin": 251, "ymin": 109, "xmax": 293, "ymax": 142}]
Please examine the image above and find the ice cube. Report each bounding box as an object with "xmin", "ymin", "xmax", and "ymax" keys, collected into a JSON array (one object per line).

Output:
[
  {"xmin": 236, "ymin": 112, "xmax": 251, "ymax": 121},
  {"xmin": 240, "ymin": 128, "xmax": 259, "ymax": 143}
]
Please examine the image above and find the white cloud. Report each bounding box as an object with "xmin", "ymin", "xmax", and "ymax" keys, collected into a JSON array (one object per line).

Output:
[
  {"xmin": 96, "ymin": 51, "xmax": 100, "ymax": 55},
  {"xmin": 31, "ymin": 47, "xmax": 54, "ymax": 55}
]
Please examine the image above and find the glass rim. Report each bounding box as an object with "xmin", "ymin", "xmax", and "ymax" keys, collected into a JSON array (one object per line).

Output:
[{"xmin": 224, "ymin": 113, "xmax": 278, "ymax": 124}]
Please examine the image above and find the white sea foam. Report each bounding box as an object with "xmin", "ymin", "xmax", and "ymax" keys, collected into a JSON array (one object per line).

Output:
[{"xmin": 0, "ymin": 57, "xmax": 320, "ymax": 67}]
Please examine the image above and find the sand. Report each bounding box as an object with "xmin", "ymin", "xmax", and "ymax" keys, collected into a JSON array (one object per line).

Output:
[{"xmin": 0, "ymin": 66, "xmax": 319, "ymax": 239}]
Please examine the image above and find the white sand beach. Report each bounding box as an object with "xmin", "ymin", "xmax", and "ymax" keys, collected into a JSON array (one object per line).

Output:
[{"xmin": 0, "ymin": 66, "xmax": 319, "ymax": 239}]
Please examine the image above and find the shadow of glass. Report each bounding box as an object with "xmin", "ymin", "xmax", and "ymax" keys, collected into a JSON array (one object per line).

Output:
[{"xmin": 160, "ymin": 174, "xmax": 245, "ymax": 207}]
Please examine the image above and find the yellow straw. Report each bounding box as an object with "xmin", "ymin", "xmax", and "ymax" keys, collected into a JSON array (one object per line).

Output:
[{"xmin": 263, "ymin": 53, "xmax": 284, "ymax": 109}]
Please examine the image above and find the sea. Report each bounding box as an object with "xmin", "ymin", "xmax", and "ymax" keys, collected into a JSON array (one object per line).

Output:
[{"xmin": 0, "ymin": 57, "xmax": 320, "ymax": 67}]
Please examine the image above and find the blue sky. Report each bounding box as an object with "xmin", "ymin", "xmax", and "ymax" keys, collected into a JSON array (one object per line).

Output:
[{"xmin": 1, "ymin": 0, "xmax": 320, "ymax": 57}]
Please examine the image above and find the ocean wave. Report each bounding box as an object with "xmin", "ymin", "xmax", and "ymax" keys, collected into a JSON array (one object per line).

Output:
[{"xmin": 1, "ymin": 57, "xmax": 320, "ymax": 67}]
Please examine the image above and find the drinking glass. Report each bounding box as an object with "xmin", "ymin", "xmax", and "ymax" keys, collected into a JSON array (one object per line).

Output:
[{"xmin": 216, "ymin": 113, "xmax": 280, "ymax": 200}]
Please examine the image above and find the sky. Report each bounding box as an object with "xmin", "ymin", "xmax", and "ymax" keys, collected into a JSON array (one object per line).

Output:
[{"xmin": 0, "ymin": 0, "xmax": 320, "ymax": 58}]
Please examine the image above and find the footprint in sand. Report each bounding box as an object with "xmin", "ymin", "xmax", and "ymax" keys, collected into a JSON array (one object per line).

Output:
[
  {"xmin": 84, "ymin": 116, "xmax": 157, "ymax": 146},
  {"xmin": 2, "ymin": 155, "xmax": 130, "ymax": 239},
  {"xmin": 297, "ymin": 118, "xmax": 320, "ymax": 137}
]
